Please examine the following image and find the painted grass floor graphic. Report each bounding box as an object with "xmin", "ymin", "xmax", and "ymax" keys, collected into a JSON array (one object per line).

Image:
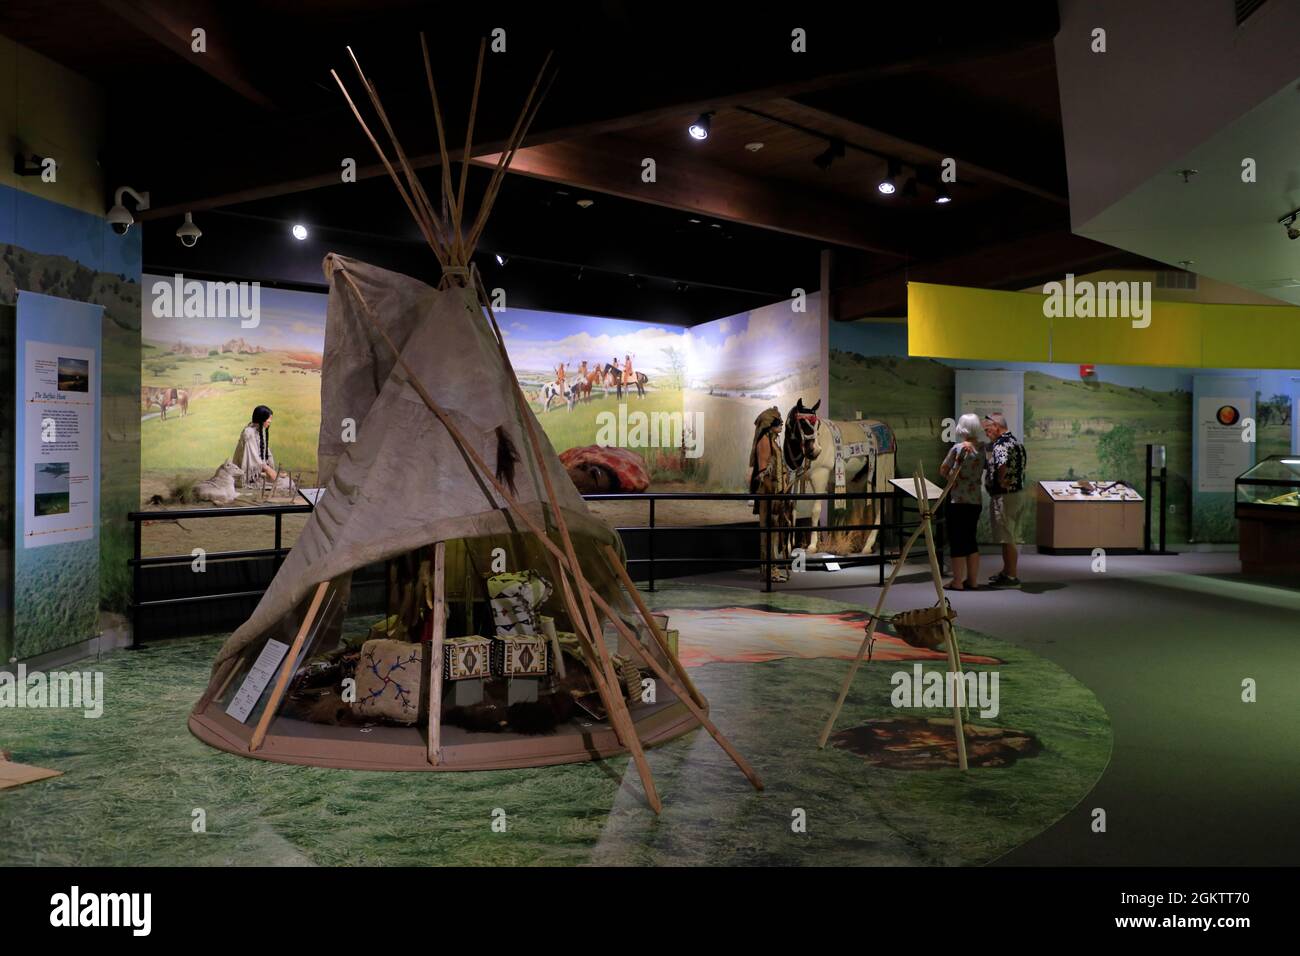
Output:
[{"xmin": 0, "ymin": 586, "xmax": 1108, "ymax": 866}]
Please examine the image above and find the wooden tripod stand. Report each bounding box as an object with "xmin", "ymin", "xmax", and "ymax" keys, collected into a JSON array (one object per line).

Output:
[{"xmin": 817, "ymin": 463, "xmax": 970, "ymax": 770}]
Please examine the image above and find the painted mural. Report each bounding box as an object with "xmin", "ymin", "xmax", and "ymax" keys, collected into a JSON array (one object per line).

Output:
[
  {"xmin": 830, "ymin": 321, "xmax": 1298, "ymax": 544},
  {"xmin": 140, "ymin": 274, "xmax": 325, "ymax": 505},
  {"xmin": 138, "ymin": 286, "xmax": 825, "ymax": 511}
]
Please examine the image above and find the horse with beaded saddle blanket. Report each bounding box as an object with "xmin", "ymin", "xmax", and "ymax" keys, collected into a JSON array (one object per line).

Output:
[{"xmin": 783, "ymin": 398, "xmax": 896, "ymax": 555}]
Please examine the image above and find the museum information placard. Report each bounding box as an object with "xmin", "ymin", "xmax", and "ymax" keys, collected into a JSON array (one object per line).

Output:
[{"xmin": 12, "ymin": 292, "xmax": 103, "ymax": 657}]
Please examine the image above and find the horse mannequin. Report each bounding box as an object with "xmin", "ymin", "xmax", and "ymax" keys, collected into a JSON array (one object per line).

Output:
[{"xmin": 783, "ymin": 398, "xmax": 896, "ymax": 554}]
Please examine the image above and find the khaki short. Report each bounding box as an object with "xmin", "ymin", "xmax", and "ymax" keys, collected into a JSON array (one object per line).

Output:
[{"xmin": 988, "ymin": 490, "xmax": 1028, "ymax": 544}]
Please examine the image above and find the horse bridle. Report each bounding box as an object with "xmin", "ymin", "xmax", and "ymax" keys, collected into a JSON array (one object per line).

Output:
[{"xmin": 784, "ymin": 410, "xmax": 819, "ymax": 474}]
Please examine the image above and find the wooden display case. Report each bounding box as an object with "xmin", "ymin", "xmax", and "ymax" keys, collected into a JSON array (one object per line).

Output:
[{"xmin": 1035, "ymin": 480, "xmax": 1144, "ymax": 554}]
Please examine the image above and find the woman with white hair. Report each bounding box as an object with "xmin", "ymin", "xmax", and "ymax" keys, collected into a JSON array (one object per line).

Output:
[{"xmin": 939, "ymin": 412, "xmax": 987, "ymax": 590}]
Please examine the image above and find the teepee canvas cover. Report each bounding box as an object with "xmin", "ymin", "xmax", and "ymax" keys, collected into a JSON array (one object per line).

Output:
[
  {"xmin": 189, "ymin": 256, "xmax": 698, "ymax": 771},
  {"xmin": 189, "ymin": 36, "xmax": 762, "ymax": 811},
  {"xmin": 214, "ymin": 255, "xmax": 617, "ymax": 670}
]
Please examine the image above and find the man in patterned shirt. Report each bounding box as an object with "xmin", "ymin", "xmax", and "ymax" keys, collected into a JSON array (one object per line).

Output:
[{"xmin": 982, "ymin": 413, "xmax": 1027, "ymax": 587}]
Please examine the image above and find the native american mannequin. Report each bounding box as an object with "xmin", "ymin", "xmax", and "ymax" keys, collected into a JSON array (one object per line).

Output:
[{"xmin": 749, "ymin": 407, "xmax": 792, "ymax": 584}]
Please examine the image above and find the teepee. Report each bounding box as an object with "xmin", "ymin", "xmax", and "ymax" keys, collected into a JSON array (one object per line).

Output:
[{"xmin": 188, "ymin": 36, "xmax": 761, "ymax": 812}]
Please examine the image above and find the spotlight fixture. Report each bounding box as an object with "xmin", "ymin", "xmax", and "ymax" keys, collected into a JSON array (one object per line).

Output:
[
  {"xmin": 576, "ymin": 198, "xmax": 595, "ymax": 209},
  {"xmin": 291, "ymin": 223, "xmax": 309, "ymax": 241},
  {"xmin": 934, "ymin": 184, "xmax": 952, "ymax": 204},
  {"xmin": 675, "ymin": 281, "xmax": 689, "ymax": 293},
  {"xmin": 106, "ymin": 185, "xmax": 151, "ymax": 236},
  {"xmin": 688, "ymin": 112, "xmax": 713, "ymax": 141},
  {"xmin": 744, "ymin": 141, "xmax": 764, "ymax": 152},
  {"xmin": 1176, "ymin": 168, "xmax": 1198, "ymax": 183},
  {"xmin": 495, "ymin": 253, "xmax": 508, "ymax": 266},
  {"xmin": 877, "ymin": 160, "xmax": 900, "ymax": 196},
  {"xmin": 812, "ymin": 139, "xmax": 845, "ymax": 172},
  {"xmin": 1281, "ymin": 210, "xmax": 1300, "ymax": 241},
  {"xmin": 175, "ymin": 211, "xmax": 202, "ymax": 248}
]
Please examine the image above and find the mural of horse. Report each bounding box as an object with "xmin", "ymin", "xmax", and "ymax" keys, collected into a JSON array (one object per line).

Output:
[
  {"xmin": 601, "ymin": 362, "xmax": 647, "ymax": 399},
  {"xmin": 783, "ymin": 398, "xmax": 896, "ymax": 554},
  {"xmin": 538, "ymin": 381, "xmax": 564, "ymax": 412},
  {"xmin": 142, "ymin": 386, "xmax": 189, "ymax": 420}
]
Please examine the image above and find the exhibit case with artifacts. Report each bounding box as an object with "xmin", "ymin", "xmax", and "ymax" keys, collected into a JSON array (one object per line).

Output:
[
  {"xmin": 1035, "ymin": 480, "xmax": 1144, "ymax": 553},
  {"xmin": 1235, "ymin": 456, "xmax": 1300, "ymax": 574}
]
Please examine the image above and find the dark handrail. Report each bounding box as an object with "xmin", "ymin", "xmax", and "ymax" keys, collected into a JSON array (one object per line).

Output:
[{"xmin": 125, "ymin": 487, "xmax": 941, "ymax": 629}]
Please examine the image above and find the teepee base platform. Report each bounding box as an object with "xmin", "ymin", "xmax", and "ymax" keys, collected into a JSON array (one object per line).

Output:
[{"xmin": 189, "ymin": 694, "xmax": 702, "ymax": 772}]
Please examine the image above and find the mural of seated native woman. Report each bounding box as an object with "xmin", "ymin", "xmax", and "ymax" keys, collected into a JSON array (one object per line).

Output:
[{"xmin": 783, "ymin": 398, "xmax": 897, "ymax": 555}]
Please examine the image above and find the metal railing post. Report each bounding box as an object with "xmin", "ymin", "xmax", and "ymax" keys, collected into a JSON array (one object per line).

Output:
[{"xmin": 648, "ymin": 498, "xmax": 656, "ymax": 592}]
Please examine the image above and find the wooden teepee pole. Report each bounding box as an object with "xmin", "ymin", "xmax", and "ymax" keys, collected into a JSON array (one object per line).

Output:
[
  {"xmin": 426, "ymin": 541, "xmax": 447, "ymax": 765},
  {"xmin": 471, "ymin": 264, "xmax": 762, "ymax": 791},
  {"xmin": 454, "ymin": 38, "xmax": 486, "ymax": 263},
  {"xmin": 338, "ymin": 268, "xmax": 662, "ymax": 812},
  {"xmin": 330, "ymin": 68, "xmax": 447, "ymax": 265},
  {"xmin": 466, "ymin": 266, "xmax": 662, "ymax": 813},
  {"xmin": 914, "ymin": 465, "xmax": 969, "ymax": 771},
  {"xmin": 419, "ymin": 32, "xmax": 467, "ymax": 264},
  {"xmin": 600, "ymin": 543, "xmax": 705, "ymax": 709},
  {"xmin": 345, "ymin": 48, "xmax": 452, "ymax": 259},
  {"xmin": 250, "ymin": 581, "xmax": 330, "ymax": 752},
  {"xmin": 464, "ymin": 52, "xmax": 554, "ymax": 256},
  {"xmin": 817, "ymin": 466, "xmax": 961, "ymax": 748}
]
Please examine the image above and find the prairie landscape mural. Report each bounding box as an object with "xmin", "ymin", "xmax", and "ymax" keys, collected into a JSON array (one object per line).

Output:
[
  {"xmin": 684, "ymin": 294, "xmax": 823, "ymax": 491},
  {"xmin": 140, "ymin": 275, "xmax": 325, "ymax": 505},
  {"xmin": 830, "ymin": 321, "xmax": 1298, "ymax": 544}
]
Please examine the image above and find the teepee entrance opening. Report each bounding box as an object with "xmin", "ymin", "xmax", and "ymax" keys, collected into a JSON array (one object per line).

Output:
[{"xmin": 191, "ymin": 533, "xmax": 699, "ymax": 773}]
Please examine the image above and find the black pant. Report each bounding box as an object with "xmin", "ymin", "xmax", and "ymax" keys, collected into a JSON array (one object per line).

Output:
[{"xmin": 947, "ymin": 502, "xmax": 981, "ymax": 559}]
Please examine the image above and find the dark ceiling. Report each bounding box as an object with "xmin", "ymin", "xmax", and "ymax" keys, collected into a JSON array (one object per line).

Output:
[{"xmin": 0, "ymin": 0, "xmax": 1155, "ymax": 323}]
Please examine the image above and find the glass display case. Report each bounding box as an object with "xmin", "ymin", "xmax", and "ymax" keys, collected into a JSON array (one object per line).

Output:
[
  {"xmin": 1235, "ymin": 456, "xmax": 1300, "ymax": 574},
  {"xmin": 1235, "ymin": 456, "xmax": 1300, "ymax": 509}
]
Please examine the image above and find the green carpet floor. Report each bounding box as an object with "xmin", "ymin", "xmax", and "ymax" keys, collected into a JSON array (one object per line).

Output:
[{"xmin": 1, "ymin": 585, "xmax": 1109, "ymax": 866}]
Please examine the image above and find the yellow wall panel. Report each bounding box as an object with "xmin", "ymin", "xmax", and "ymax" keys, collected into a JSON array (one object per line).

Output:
[
  {"xmin": 907, "ymin": 281, "xmax": 1300, "ymax": 369},
  {"xmin": 1050, "ymin": 302, "xmax": 1203, "ymax": 367},
  {"xmin": 1200, "ymin": 302, "xmax": 1300, "ymax": 369},
  {"xmin": 907, "ymin": 282, "xmax": 1050, "ymax": 362}
]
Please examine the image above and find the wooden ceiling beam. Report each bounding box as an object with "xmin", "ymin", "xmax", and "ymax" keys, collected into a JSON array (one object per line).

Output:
[
  {"xmin": 475, "ymin": 134, "xmax": 910, "ymax": 257},
  {"xmin": 760, "ymin": 98, "xmax": 1068, "ymax": 205},
  {"xmin": 833, "ymin": 232, "xmax": 1161, "ymax": 319},
  {"xmin": 99, "ymin": 0, "xmax": 277, "ymax": 110}
]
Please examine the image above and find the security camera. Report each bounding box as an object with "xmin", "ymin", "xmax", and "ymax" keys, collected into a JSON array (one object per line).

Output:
[
  {"xmin": 176, "ymin": 211, "xmax": 201, "ymax": 248},
  {"xmin": 106, "ymin": 186, "xmax": 150, "ymax": 236},
  {"xmin": 1281, "ymin": 211, "xmax": 1300, "ymax": 241}
]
